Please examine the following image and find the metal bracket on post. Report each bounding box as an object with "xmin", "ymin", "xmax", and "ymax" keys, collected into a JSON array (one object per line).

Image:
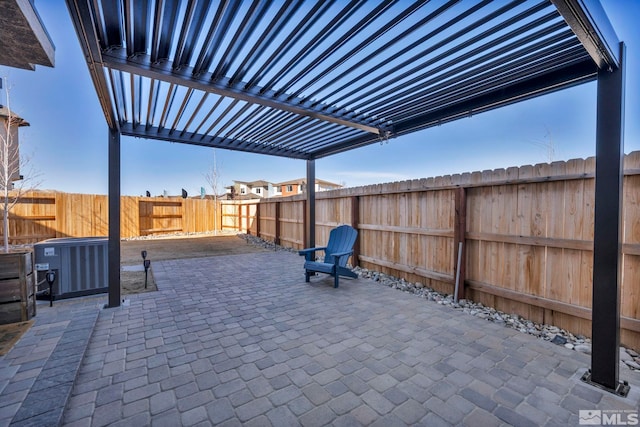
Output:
[{"xmin": 581, "ymin": 370, "xmax": 630, "ymax": 397}]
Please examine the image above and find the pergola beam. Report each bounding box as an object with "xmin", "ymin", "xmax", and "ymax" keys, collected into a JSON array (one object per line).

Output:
[
  {"xmin": 65, "ymin": 0, "xmax": 118, "ymax": 130},
  {"xmin": 312, "ymin": 58, "xmax": 597, "ymax": 159},
  {"xmin": 102, "ymin": 52, "xmax": 388, "ymax": 136},
  {"xmin": 551, "ymin": 0, "xmax": 620, "ymax": 69},
  {"xmin": 120, "ymin": 123, "xmax": 309, "ymax": 159}
]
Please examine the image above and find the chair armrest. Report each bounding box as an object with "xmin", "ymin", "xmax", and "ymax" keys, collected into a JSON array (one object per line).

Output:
[
  {"xmin": 298, "ymin": 246, "xmax": 327, "ymax": 261},
  {"xmin": 329, "ymin": 250, "xmax": 354, "ymax": 264},
  {"xmin": 298, "ymin": 246, "xmax": 327, "ymax": 255}
]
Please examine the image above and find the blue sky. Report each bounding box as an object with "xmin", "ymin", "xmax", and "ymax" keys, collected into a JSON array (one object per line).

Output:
[{"xmin": 1, "ymin": 1, "xmax": 638, "ymax": 196}]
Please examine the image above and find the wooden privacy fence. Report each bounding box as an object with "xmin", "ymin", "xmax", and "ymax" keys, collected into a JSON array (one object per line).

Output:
[
  {"xmin": 1, "ymin": 192, "xmax": 223, "ymax": 241},
  {"xmin": 247, "ymin": 152, "xmax": 640, "ymax": 351},
  {"xmin": 220, "ymin": 200, "xmax": 257, "ymax": 233},
  {"xmin": 3, "ymin": 152, "xmax": 640, "ymax": 350}
]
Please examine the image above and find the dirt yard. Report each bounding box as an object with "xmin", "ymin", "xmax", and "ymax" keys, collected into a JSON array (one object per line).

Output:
[{"xmin": 120, "ymin": 233, "xmax": 269, "ymax": 294}]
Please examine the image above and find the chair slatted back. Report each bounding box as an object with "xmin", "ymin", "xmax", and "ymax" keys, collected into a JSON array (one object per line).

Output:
[{"xmin": 323, "ymin": 225, "xmax": 357, "ymax": 267}]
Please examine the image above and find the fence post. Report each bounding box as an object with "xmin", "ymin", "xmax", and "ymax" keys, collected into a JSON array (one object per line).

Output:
[
  {"xmin": 275, "ymin": 202, "xmax": 281, "ymax": 245},
  {"xmin": 55, "ymin": 192, "xmax": 62, "ymax": 237},
  {"xmin": 351, "ymin": 196, "xmax": 360, "ymax": 267},
  {"xmin": 215, "ymin": 199, "xmax": 220, "ymax": 233},
  {"xmin": 181, "ymin": 199, "xmax": 185, "ymax": 233},
  {"xmin": 254, "ymin": 202, "xmax": 260, "ymax": 237},
  {"xmin": 454, "ymin": 187, "xmax": 467, "ymax": 300},
  {"xmin": 302, "ymin": 200, "xmax": 307, "ymax": 249}
]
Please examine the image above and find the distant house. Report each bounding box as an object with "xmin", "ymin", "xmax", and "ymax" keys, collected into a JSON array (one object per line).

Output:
[
  {"xmin": 0, "ymin": 106, "xmax": 29, "ymax": 182},
  {"xmin": 225, "ymin": 180, "xmax": 275, "ymax": 199},
  {"xmin": 273, "ymin": 178, "xmax": 342, "ymax": 197},
  {"xmin": 225, "ymin": 178, "xmax": 343, "ymax": 199}
]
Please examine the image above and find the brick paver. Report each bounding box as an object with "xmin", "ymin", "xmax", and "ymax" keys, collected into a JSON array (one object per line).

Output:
[
  {"xmin": 0, "ymin": 297, "xmax": 100, "ymax": 427},
  {"xmin": 1, "ymin": 249, "xmax": 639, "ymax": 426}
]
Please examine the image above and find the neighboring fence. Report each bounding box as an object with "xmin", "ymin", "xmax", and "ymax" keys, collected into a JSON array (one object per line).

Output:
[
  {"xmin": 3, "ymin": 152, "xmax": 640, "ymax": 350},
  {"xmin": 221, "ymin": 200, "xmax": 257, "ymax": 233},
  {"xmin": 2, "ymin": 193, "xmax": 223, "ymax": 240}
]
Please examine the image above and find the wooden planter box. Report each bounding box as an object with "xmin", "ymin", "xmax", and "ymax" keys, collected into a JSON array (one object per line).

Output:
[{"xmin": 0, "ymin": 252, "xmax": 36, "ymax": 324}]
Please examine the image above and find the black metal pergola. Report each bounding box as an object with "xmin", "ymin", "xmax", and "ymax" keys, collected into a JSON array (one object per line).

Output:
[{"xmin": 66, "ymin": 0, "xmax": 626, "ymax": 395}]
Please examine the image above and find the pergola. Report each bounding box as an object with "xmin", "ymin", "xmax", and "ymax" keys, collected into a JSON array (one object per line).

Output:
[{"xmin": 65, "ymin": 0, "xmax": 626, "ymax": 395}]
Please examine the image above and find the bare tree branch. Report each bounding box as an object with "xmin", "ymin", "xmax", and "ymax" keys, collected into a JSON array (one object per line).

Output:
[
  {"xmin": 1, "ymin": 77, "xmax": 42, "ymax": 251},
  {"xmin": 204, "ymin": 149, "xmax": 223, "ymax": 234}
]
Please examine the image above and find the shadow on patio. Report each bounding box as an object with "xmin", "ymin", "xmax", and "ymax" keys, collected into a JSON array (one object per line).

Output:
[{"xmin": 2, "ymin": 247, "xmax": 640, "ymax": 426}]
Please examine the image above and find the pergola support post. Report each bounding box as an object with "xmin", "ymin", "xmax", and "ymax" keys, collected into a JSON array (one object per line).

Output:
[
  {"xmin": 582, "ymin": 42, "xmax": 628, "ymax": 396},
  {"xmin": 306, "ymin": 160, "xmax": 315, "ymax": 249},
  {"xmin": 107, "ymin": 128, "xmax": 121, "ymax": 308}
]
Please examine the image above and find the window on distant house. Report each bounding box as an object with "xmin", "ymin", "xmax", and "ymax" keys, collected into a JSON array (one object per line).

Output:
[
  {"xmin": 240, "ymin": 187, "xmax": 246, "ymax": 194},
  {"xmin": 287, "ymin": 185, "xmax": 293, "ymax": 192},
  {"xmin": 255, "ymin": 188, "xmax": 261, "ymax": 194}
]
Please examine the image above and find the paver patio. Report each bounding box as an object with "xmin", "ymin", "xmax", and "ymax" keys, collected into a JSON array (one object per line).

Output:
[{"xmin": 1, "ymin": 249, "xmax": 639, "ymax": 426}]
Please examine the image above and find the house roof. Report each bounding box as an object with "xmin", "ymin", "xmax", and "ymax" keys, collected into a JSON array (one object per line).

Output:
[
  {"xmin": 66, "ymin": 0, "xmax": 619, "ymax": 161},
  {"xmin": 229, "ymin": 179, "xmax": 271, "ymax": 187},
  {"xmin": 0, "ymin": 0, "xmax": 55, "ymax": 70},
  {"xmin": 0, "ymin": 106, "xmax": 30, "ymax": 127},
  {"xmin": 246, "ymin": 180, "xmax": 271, "ymax": 187},
  {"xmin": 315, "ymin": 179, "xmax": 343, "ymax": 188},
  {"xmin": 275, "ymin": 178, "xmax": 341, "ymax": 187}
]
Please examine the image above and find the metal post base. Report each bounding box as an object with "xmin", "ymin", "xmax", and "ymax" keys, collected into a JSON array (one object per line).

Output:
[
  {"xmin": 581, "ymin": 370, "xmax": 630, "ymax": 397},
  {"xmin": 104, "ymin": 299, "xmax": 128, "ymax": 309}
]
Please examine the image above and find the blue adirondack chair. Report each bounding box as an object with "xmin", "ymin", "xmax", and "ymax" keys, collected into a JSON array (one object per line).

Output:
[{"xmin": 298, "ymin": 225, "xmax": 358, "ymax": 288}]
